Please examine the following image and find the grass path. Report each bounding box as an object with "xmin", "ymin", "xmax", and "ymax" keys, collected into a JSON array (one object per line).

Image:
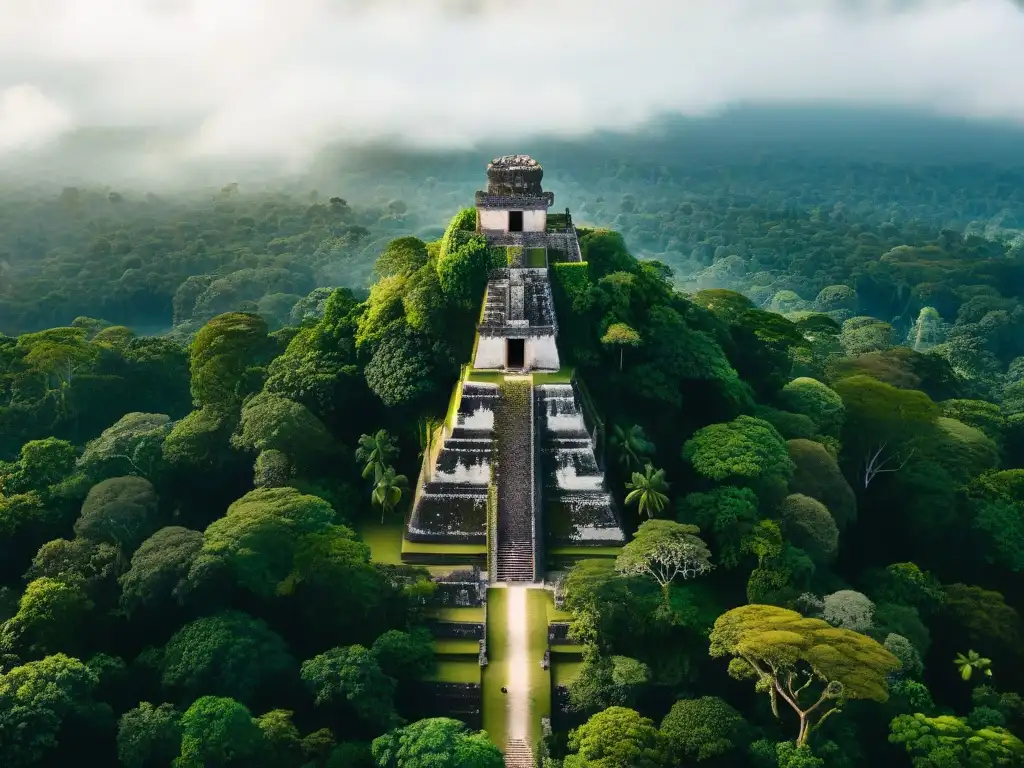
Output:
[
  {"xmin": 482, "ymin": 587, "xmax": 509, "ymax": 748},
  {"xmin": 507, "ymin": 586, "xmax": 530, "ymax": 740},
  {"xmin": 481, "ymin": 587, "xmax": 551, "ymax": 751}
]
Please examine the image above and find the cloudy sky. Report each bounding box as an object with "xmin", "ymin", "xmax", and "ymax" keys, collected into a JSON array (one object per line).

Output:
[{"xmin": 1, "ymin": 0, "xmax": 1023, "ymax": 181}]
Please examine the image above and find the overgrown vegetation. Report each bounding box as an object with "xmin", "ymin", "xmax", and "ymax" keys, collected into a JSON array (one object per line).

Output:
[{"xmin": 2, "ymin": 140, "xmax": 1024, "ymax": 767}]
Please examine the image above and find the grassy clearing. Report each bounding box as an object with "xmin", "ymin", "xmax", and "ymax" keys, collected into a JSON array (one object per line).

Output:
[
  {"xmin": 481, "ymin": 587, "xmax": 509, "ymax": 749},
  {"xmin": 548, "ymin": 545, "xmax": 622, "ymax": 557},
  {"xmin": 552, "ymin": 658, "xmax": 584, "ymax": 688},
  {"xmin": 526, "ymin": 589, "xmax": 552, "ymax": 742},
  {"xmin": 551, "ymin": 643, "xmax": 585, "ymax": 655},
  {"xmin": 427, "ymin": 658, "xmax": 481, "ymax": 684},
  {"xmin": 359, "ymin": 522, "xmax": 403, "ymax": 565},
  {"xmin": 541, "ymin": 590, "xmax": 574, "ymax": 623},
  {"xmin": 467, "ymin": 369, "xmax": 507, "ymax": 384},
  {"xmin": 526, "ymin": 247, "xmax": 547, "ymax": 268},
  {"xmin": 435, "ymin": 638, "xmax": 481, "ymax": 655},
  {"xmin": 401, "ymin": 539, "xmax": 488, "ymax": 555},
  {"xmin": 532, "ymin": 367, "xmax": 574, "ymax": 386},
  {"xmin": 427, "ymin": 605, "xmax": 485, "ymax": 623}
]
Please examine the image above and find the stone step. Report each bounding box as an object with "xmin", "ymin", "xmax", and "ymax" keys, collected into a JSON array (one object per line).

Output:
[{"xmin": 504, "ymin": 739, "xmax": 535, "ymax": 768}]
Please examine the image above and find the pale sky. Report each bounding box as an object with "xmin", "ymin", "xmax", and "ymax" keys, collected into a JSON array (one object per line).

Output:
[{"xmin": 1, "ymin": 0, "xmax": 1022, "ymax": 180}]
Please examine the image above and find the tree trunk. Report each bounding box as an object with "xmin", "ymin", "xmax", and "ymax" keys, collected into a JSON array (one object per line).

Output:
[
  {"xmin": 797, "ymin": 714, "xmax": 809, "ymax": 747},
  {"xmin": 619, "ymin": 347, "xmax": 623, "ymax": 371}
]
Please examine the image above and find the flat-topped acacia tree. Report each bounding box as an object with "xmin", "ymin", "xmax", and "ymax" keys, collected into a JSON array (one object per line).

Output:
[
  {"xmin": 709, "ymin": 604, "xmax": 899, "ymax": 747},
  {"xmin": 615, "ymin": 520, "xmax": 712, "ymax": 607}
]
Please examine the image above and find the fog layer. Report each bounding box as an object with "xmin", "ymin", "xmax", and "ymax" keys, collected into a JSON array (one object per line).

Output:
[{"xmin": 2, "ymin": 0, "xmax": 1023, "ymax": 183}]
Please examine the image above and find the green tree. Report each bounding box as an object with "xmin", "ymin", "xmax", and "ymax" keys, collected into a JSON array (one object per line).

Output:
[
  {"xmin": 370, "ymin": 628, "xmax": 436, "ymax": 683},
  {"xmin": 253, "ymin": 709, "xmax": 309, "ymax": 767},
  {"xmin": 436, "ymin": 234, "xmax": 490, "ymax": 310},
  {"xmin": 117, "ymin": 702, "xmax": 182, "ymax": 768},
  {"xmin": 0, "ymin": 577, "xmax": 93, "ymax": 658},
  {"xmin": 780, "ymin": 377, "xmax": 846, "ymax": 436},
  {"xmin": 16, "ymin": 327, "xmax": 99, "ymax": 415},
  {"xmin": 300, "ymin": 644, "xmax": 398, "ymax": 729},
  {"xmin": 690, "ymin": 288, "xmax": 755, "ymax": 324},
  {"xmin": 822, "ymin": 590, "xmax": 875, "ymax": 631},
  {"xmin": 889, "ymin": 712, "xmax": 1024, "ymax": 766},
  {"xmin": 119, "ymin": 526, "xmax": 204, "ymax": 616},
  {"xmin": 160, "ymin": 611, "xmax": 296, "ymax": 707},
  {"xmin": 660, "ymin": 696, "xmax": 748, "ymax": 762},
  {"xmin": 954, "ymin": 649, "xmax": 992, "ymax": 682},
  {"xmin": 564, "ymin": 706, "xmax": 667, "ymax": 768},
  {"xmin": 161, "ymin": 406, "xmax": 236, "ymax": 480},
  {"xmin": 374, "ymin": 237, "xmax": 429, "ymax": 279},
  {"xmin": 567, "ymin": 651, "xmax": 651, "ymax": 712},
  {"xmin": 189, "ymin": 312, "xmax": 270, "ymax": 414},
  {"xmin": 963, "ymin": 470, "xmax": 1024, "ymax": 572},
  {"xmin": 624, "ymin": 464, "xmax": 670, "ymax": 520},
  {"xmin": 363, "ymin": 324, "xmax": 439, "ymax": 409},
  {"xmin": 356, "ymin": 430, "xmax": 399, "ymax": 482},
  {"xmin": 0, "ymin": 654, "xmax": 101, "ymax": 768},
  {"xmin": 75, "ymin": 476, "xmax": 161, "ymax": 556},
  {"xmin": 191, "ymin": 486, "xmax": 336, "ymax": 596},
  {"xmin": 780, "ymin": 494, "xmax": 839, "ymax": 566},
  {"xmin": 786, "ymin": 439, "xmax": 857, "ymax": 531},
  {"xmin": 709, "ymin": 604, "xmax": 900, "ymax": 746},
  {"xmin": 839, "ymin": 316, "xmax": 894, "ymax": 355},
  {"xmin": 230, "ymin": 391, "xmax": 333, "ymax": 470},
  {"xmin": 741, "ymin": 519, "xmax": 785, "ymax": 566},
  {"xmin": 615, "ymin": 519, "xmax": 712, "ymax": 606},
  {"xmin": 174, "ymin": 695, "xmax": 262, "ymax": 768},
  {"xmin": 601, "ymin": 322, "xmax": 642, "ymax": 371},
  {"xmin": 26, "ymin": 537, "xmax": 119, "ymax": 593},
  {"xmin": 677, "ymin": 486, "xmax": 759, "ymax": 569},
  {"xmin": 608, "ymin": 424, "xmax": 655, "ymax": 475},
  {"xmin": 372, "ymin": 467, "xmax": 409, "ymax": 524},
  {"xmin": 0, "ymin": 438, "xmax": 76, "ymax": 495},
  {"xmin": 77, "ymin": 412, "xmax": 172, "ymax": 481},
  {"xmin": 832, "ymin": 375, "xmax": 938, "ymax": 488},
  {"xmin": 370, "ymin": 717, "xmax": 503, "ymax": 768},
  {"xmin": 684, "ymin": 416, "xmax": 794, "ymax": 502}
]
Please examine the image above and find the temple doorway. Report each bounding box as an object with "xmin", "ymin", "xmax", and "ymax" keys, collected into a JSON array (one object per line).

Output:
[
  {"xmin": 508, "ymin": 210, "xmax": 523, "ymax": 232},
  {"xmin": 507, "ymin": 338, "xmax": 525, "ymax": 370}
]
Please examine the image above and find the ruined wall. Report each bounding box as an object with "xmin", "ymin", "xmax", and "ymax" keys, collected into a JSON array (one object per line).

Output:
[
  {"xmin": 477, "ymin": 208, "xmax": 547, "ymax": 232},
  {"xmin": 474, "ymin": 335, "xmax": 505, "ymax": 368},
  {"xmin": 478, "ymin": 209, "xmax": 506, "ymax": 231},
  {"xmin": 523, "ymin": 209, "xmax": 547, "ymax": 232},
  {"xmin": 527, "ymin": 334, "xmax": 560, "ymax": 370}
]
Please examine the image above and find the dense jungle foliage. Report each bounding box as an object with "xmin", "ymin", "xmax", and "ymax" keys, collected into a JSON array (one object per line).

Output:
[{"xmin": 2, "ymin": 126, "xmax": 1024, "ymax": 767}]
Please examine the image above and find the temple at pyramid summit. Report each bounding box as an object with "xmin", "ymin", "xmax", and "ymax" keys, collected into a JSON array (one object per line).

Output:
[
  {"xmin": 382, "ymin": 156, "xmax": 627, "ymax": 766},
  {"xmin": 404, "ymin": 154, "xmax": 625, "ymax": 580}
]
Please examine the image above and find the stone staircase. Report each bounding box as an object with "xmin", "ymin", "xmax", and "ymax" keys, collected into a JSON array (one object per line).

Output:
[
  {"xmin": 408, "ymin": 382, "xmax": 497, "ymax": 542},
  {"xmin": 537, "ymin": 384, "xmax": 624, "ymax": 546},
  {"xmin": 504, "ymin": 739, "xmax": 534, "ymax": 768},
  {"xmin": 494, "ymin": 378, "xmax": 536, "ymax": 583}
]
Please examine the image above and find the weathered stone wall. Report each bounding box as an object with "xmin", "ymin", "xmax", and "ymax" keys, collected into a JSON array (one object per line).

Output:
[
  {"xmin": 477, "ymin": 208, "xmax": 547, "ymax": 232},
  {"xmin": 478, "ymin": 208, "xmax": 507, "ymax": 231},
  {"xmin": 523, "ymin": 209, "xmax": 547, "ymax": 232},
  {"xmin": 526, "ymin": 334, "xmax": 560, "ymax": 370},
  {"xmin": 474, "ymin": 335, "xmax": 505, "ymax": 368}
]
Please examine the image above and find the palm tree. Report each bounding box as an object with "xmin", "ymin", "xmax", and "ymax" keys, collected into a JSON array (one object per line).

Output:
[
  {"xmin": 609, "ymin": 424, "xmax": 656, "ymax": 475},
  {"xmin": 954, "ymin": 650, "xmax": 992, "ymax": 682},
  {"xmin": 372, "ymin": 466, "xmax": 409, "ymax": 524},
  {"xmin": 624, "ymin": 464, "xmax": 670, "ymax": 520},
  {"xmin": 356, "ymin": 429, "xmax": 398, "ymax": 482}
]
